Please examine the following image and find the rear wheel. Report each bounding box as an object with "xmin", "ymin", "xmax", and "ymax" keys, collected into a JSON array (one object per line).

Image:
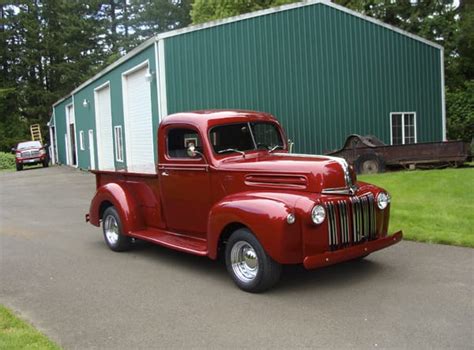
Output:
[
  {"xmin": 102, "ymin": 206, "xmax": 132, "ymax": 252},
  {"xmin": 225, "ymin": 228, "xmax": 281, "ymax": 293},
  {"xmin": 42, "ymin": 159, "xmax": 49, "ymax": 167}
]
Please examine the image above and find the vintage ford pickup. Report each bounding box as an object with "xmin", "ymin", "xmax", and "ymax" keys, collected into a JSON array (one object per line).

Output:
[{"xmin": 86, "ymin": 110, "xmax": 402, "ymax": 292}]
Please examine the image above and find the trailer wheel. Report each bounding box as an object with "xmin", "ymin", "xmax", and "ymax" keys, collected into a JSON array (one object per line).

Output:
[
  {"xmin": 102, "ymin": 206, "xmax": 132, "ymax": 252},
  {"xmin": 225, "ymin": 228, "xmax": 281, "ymax": 293},
  {"xmin": 356, "ymin": 154, "xmax": 385, "ymax": 174}
]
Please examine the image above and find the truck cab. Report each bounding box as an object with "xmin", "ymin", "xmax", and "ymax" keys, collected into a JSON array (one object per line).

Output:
[{"xmin": 87, "ymin": 110, "xmax": 402, "ymax": 292}]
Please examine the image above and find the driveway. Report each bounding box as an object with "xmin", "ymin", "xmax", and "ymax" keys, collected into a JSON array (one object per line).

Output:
[{"xmin": 1, "ymin": 166, "xmax": 473, "ymax": 349}]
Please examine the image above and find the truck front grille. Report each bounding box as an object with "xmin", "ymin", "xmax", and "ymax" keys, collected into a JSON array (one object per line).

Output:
[
  {"xmin": 21, "ymin": 150, "xmax": 40, "ymax": 158},
  {"xmin": 327, "ymin": 194, "xmax": 377, "ymax": 250}
]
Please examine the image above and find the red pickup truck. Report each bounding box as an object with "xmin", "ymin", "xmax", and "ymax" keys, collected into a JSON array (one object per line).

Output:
[{"xmin": 87, "ymin": 110, "xmax": 402, "ymax": 292}]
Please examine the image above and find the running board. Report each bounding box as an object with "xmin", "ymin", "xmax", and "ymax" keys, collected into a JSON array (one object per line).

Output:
[{"xmin": 129, "ymin": 228, "xmax": 208, "ymax": 256}]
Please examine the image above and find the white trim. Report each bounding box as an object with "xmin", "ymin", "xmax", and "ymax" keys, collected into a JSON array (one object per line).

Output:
[
  {"xmin": 88, "ymin": 129, "xmax": 96, "ymax": 170},
  {"xmin": 157, "ymin": 39, "xmax": 168, "ymax": 119},
  {"xmin": 440, "ymin": 48, "xmax": 447, "ymax": 141},
  {"xmin": 154, "ymin": 41, "xmax": 161, "ymax": 121},
  {"xmin": 390, "ymin": 112, "xmax": 417, "ymax": 145},
  {"xmin": 114, "ymin": 125, "xmax": 124, "ymax": 162},
  {"xmin": 121, "ymin": 60, "xmax": 149, "ymax": 77},
  {"xmin": 48, "ymin": 124, "xmax": 55, "ymax": 164},
  {"xmin": 79, "ymin": 130, "xmax": 85, "ymax": 150},
  {"xmin": 52, "ymin": 0, "xmax": 442, "ymax": 108},
  {"xmin": 122, "ymin": 59, "xmax": 153, "ymax": 167},
  {"xmin": 64, "ymin": 134, "xmax": 69, "ymax": 165},
  {"xmin": 65, "ymin": 102, "xmax": 78, "ymax": 167}
]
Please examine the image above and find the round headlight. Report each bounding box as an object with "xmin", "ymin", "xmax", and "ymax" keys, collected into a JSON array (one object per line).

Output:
[
  {"xmin": 377, "ymin": 192, "xmax": 390, "ymax": 210},
  {"xmin": 311, "ymin": 205, "xmax": 326, "ymax": 224},
  {"xmin": 286, "ymin": 213, "xmax": 296, "ymax": 225}
]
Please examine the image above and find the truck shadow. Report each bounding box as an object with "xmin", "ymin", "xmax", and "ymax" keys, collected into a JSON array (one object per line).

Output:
[{"xmin": 129, "ymin": 240, "xmax": 387, "ymax": 293}]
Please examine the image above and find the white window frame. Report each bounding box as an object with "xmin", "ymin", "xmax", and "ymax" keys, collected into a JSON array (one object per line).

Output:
[
  {"xmin": 79, "ymin": 130, "xmax": 85, "ymax": 150},
  {"xmin": 390, "ymin": 112, "xmax": 417, "ymax": 145},
  {"xmin": 114, "ymin": 125, "xmax": 124, "ymax": 162}
]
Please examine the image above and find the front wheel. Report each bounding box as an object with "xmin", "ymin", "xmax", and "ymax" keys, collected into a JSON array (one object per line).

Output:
[
  {"xmin": 225, "ymin": 228, "xmax": 281, "ymax": 293},
  {"xmin": 42, "ymin": 159, "xmax": 49, "ymax": 167},
  {"xmin": 102, "ymin": 206, "xmax": 132, "ymax": 252},
  {"xmin": 16, "ymin": 164, "xmax": 23, "ymax": 171}
]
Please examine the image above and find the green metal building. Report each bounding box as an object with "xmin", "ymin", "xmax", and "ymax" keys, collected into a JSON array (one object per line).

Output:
[{"xmin": 49, "ymin": 0, "xmax": 445, "ymax": 171}]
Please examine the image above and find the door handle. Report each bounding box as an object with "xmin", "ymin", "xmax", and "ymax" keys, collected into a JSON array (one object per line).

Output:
[{"xmin": 161, "ymin": 171, "xmax": 169, "ymax": 176}]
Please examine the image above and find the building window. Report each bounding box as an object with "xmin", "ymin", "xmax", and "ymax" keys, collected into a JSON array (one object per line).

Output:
[
  {"xmin": 391, "ymin": 112, "xmax": 416, "ymax": 145},
  {"xmin": 79, "ymin": 130, "xmax": 85, "ymax": 150},
  {"xmin": 114, "ymin": 126, "xmax": 124, "ymax": 162}
]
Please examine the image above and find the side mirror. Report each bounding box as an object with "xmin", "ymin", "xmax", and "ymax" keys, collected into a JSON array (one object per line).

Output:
[
  {"xmin": 186, "ymin": 143, "xmax": 198, "ymax": 158},
  {"xmin": 288, "ymin": 139, "xmax": 294, "ymax": 153}
]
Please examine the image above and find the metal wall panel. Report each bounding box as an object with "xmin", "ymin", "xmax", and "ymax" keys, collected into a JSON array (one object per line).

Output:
[{"xmin": 164, "ymin": 3, "xmax": 442, "ymax": 154}]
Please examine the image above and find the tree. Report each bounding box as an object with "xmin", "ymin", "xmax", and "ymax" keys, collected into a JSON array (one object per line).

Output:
[{"xmin": 191, "ymin": 0, "xmax": 298, "ymax": 24}]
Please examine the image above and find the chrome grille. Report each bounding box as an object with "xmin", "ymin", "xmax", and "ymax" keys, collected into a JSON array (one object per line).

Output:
[
  {"xmin": 327, "ymin": 194, "xmax": 377, "ymax": 250},
  {"xmin": 21, "ymin": 150, "xmax": 40, "ymax": 158}
]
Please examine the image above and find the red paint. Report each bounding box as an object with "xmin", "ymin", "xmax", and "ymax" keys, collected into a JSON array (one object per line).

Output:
[{"xmin": 87, "ymin": 110, "xmax": 402, "ymax": 267}]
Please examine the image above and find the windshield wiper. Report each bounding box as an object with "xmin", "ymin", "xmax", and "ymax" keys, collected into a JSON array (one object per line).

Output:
[
  {"xmin": 218, "ymin": 148, "xmax": 246, "ymax": 157},
  {"xmin": 268, "ymin": 145, "xmax": 284, "ymax": 153}
]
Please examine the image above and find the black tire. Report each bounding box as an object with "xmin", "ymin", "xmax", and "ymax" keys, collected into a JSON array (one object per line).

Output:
[
  {"xmin": 42, "ymin": 159, "xmax": 49, "ymax": 167},
  {"xmin": 225, "ymin": 228, "xmax": 281, "ymax": 293},
  {"xmin": 355, "ymin": 153, "xmax": 385, "ymax": 174},
  {"xmin": 102, "ymin": 206, "xmax": 132, "ymax": 252},
  {"xmin": 16, "ymin": 164, "xmax": 23, "ymax": 171}
]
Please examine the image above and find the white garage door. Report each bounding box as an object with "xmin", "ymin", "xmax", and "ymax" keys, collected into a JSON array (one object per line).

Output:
[
  {"xmin": 123, "ymin": 65, "xmax": 154, "ymax": 170},
  {"xmin": 95, "ymin": 84, "xmax": 115, "ymax": 170}
]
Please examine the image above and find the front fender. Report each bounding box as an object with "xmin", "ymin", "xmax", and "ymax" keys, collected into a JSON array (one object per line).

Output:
[
  {"xmin": 207, "ymin": 193, "xmax": 303, "ymax": 264},
  {"xmin": 88, "ymin": 182, "xmax": 144, "ymax": 235}
]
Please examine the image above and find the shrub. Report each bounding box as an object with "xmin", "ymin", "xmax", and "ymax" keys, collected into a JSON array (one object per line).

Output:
[{"xmin": 0, "ymin": 152, "xmax": 16, "ymax": 170}]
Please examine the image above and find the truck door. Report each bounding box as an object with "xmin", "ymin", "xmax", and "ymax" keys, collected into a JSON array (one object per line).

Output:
[{"xmin": 159, "ymin": 127, "xmax": 210, "ymax": 238}]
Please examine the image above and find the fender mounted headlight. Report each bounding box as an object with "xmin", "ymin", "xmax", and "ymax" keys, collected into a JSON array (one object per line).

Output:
[
  {"xmin": 377, "ymin": 192, "xmax": 391, "ymax": 210},
  {"xmin": 311, "ymin": 205, "xmax": 326, "ymax": 225}
]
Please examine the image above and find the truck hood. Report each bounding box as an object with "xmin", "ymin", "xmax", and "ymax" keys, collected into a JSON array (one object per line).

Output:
[{"xmin": 218, "ymin": 152, "xmax": 355, "ymax": 193}]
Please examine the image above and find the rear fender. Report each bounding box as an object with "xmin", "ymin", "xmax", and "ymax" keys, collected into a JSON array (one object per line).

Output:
[
  {"xmin": 88, "ymin": 182, "xmax": 145, "ymax": 235},
  {"xmin": 207, "ymin": 193, "xmax": 302, "ymax": 264}
]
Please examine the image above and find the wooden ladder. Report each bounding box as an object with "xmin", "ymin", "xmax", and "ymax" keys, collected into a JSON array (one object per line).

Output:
[{"xmin": 30, "ymin": 124, "xmax": 42, "ymax": 142}]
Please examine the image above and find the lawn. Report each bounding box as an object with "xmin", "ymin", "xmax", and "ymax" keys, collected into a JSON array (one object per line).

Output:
[
  {"xmin": 0, "ymin": 305, "xmax": 60, "ymax": 350},
  {"xmin": 360, "ymin": 166, "xmax": 474, "ymax": 248}
]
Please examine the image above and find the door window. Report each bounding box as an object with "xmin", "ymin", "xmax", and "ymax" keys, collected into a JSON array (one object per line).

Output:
[{"xmin": 167, "ymin": 128, "xmax": 202, "ymax": 159}]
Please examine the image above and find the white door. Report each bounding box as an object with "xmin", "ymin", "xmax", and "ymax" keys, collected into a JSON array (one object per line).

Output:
[
  {"xmin": 94, "ymin": 84, "xmax": 114, "ymax": 170},
  {"xmin": 88, "ymin": 130, "xmax": 96, "ymax": 170},
  {"xmin": 123, "ymin": 65, "xmax": 154, "ymax": 170}
]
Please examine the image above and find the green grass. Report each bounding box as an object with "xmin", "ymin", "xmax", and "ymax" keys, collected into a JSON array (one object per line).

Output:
[
  {"xmin": 0, "ymin": 305, "xmax": 60, "ymax": 350},
  {"xmin": 0, "ymin": 152, "xmax": 16, "ymax": 170},
  {"xmin": 360, "ymin": 166, "xmax": 474, "ymax": 248}
]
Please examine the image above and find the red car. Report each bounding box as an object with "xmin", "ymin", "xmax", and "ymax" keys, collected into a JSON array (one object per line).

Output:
[
  {"xmin": 13, "ymin": 141, "xmax": 49, "ymax": 171},
  {"xmin": 86, "ymin": 110, "xmax": 402, "ymax": 292}
]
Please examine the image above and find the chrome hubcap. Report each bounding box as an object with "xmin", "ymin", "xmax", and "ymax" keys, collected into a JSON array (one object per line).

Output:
[
  {"xmin": 231, "ymin": 241, "xmax": 259, "ymax": 283},
  {"xmin": 104, "ymin": 215, "xmax": 119, "ymax": 245}
]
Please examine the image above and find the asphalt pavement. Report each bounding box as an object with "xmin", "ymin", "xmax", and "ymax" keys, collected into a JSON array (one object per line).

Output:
[{"xmin": 1, "ymin": 166, "xmax": 473, "ymax": 349}]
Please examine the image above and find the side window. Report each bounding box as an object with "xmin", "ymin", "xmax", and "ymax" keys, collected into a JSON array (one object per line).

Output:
[{"xmin": 167, "ymin": 128, "xmax": 202, "ymax": 159}]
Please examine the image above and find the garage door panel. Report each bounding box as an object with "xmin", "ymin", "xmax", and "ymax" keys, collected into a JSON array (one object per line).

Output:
[
  {"xmin": 123, "ymin": 66, "xmax": 154, "ymax": 171},
  {"xmin": 95, "ymin": 85, "xmax": 114, "ymax": 170}
]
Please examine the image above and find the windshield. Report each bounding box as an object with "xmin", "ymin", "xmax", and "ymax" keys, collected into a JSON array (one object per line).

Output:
[
  {"xmin": 210, "ymin": 122, "xmax": 284, "ymax": 154},
  {"xmin": 17, "ymin": 141, "xmax": 42, "ymax": 150}
]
